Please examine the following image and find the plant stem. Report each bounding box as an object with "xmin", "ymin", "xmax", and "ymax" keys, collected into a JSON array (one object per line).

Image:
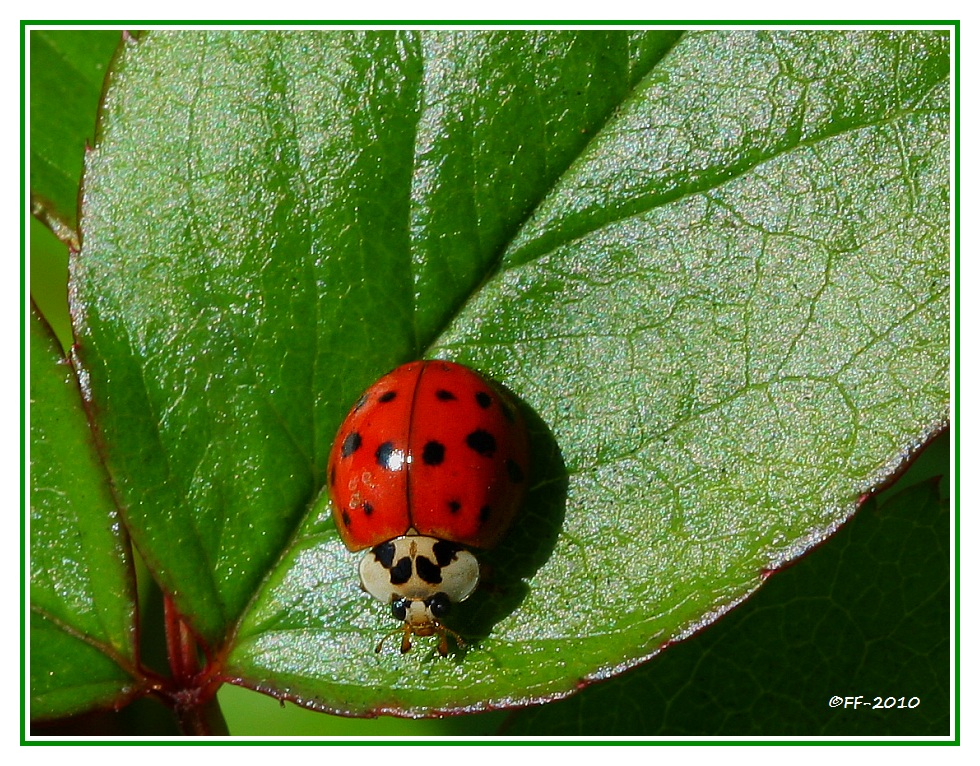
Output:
[{"xmin": 163, "ymin": 595, "xmax": 228, "ymax": 735}]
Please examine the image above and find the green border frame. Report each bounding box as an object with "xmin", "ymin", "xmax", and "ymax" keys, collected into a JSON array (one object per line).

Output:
[{"xmin": 22, "ymin": 19, "xmax": 958, "ymax": 743}]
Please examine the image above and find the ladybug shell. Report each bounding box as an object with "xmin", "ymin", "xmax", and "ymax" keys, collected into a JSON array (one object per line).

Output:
[{"xmin": 328, "ymin": 360, "xmax": 529, "ymax": 552}]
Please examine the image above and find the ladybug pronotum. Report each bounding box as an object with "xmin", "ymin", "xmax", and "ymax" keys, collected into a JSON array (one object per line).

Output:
[{"xmin": 328, "ymin": 360, "xmax": 530, "ymax": 655}]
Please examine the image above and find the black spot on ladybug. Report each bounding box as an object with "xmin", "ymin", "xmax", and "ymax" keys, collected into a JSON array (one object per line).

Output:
[
  {"xmin": 435, "ymin": 389, "xmax": 457, "ymax": 401},
  {"xmin": 475, "ymin": 391, "xmax": 492, "ymax": 409},
  {"xmin": 341, "ymin": 510, "xmax": 352, "ymax": 528},
  {"xmin": 479, "ymin": 505, "xmax": 492, "ymax": 523},
  {"xmin": 466, "ymin": 429, "xmax": 496, "ymax": 457},
  {"xmin": 506, "ymin": 458, "xmax": 525, "ymax": 484},
  {"xmin": 376, "ymin": 441, "xmax": 400, "ymax": 470},
  {"xmin": 389, "ymin": 556, "xmax": 413, "ymax": 585},
  {"xmin": 362, "ymin": 501, "xmax": 374, "ymax": 516},
  {"xmin": 341, "ymin": 432, "xmax": 362, "ymax": 458},
  {"xmin": 423, "ymin": 440, "xmax": 445, "ymax": 466},
  {"xmin": 447, "ymin": 500, "xmax": 462, "ymax": 514},
  {"xmin": 378, "ymin": 390, "xmax": 397, "ymax": 403},
  {"xmin": 415, "ymin": 555, "xmax": 443, "ymax": 585},
  {"xmin": 432, "ymin": 540, "xmax": 460, "ymax": 567},
  {"xmin": 373, "ymin": 541, "xmax": 396, "ymax": 568}
]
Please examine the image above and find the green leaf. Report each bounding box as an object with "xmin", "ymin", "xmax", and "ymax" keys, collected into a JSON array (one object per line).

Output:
[
  {"xmin": 30, "ymin": 30, "xmax": 123, "ymax": 229},
  {"xmin": 29, "ymin": 305, "xmax": 139, "ymax": 720},
  {"xmin": 72, "ymin": 29, "xmax": 679, "ymax": 646},
  {"xmin": 503, "ymin": 477, "xmax": 950, "ymax": 736},
  {"xmin": 30, "ymin": 217, "xmax": 73, "ymax": 349},
  {"xmin": 31, "ymin": 31, "xmax": 123, "ymax": 348},
  {"xmin": 70, "ymin": 30, "xmax": 949, "ymax": 717}
]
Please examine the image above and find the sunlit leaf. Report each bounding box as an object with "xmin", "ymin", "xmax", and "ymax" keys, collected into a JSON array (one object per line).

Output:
[{"xmin": 70, "ymin": 29, "xmax": 949, "ymax": 716}]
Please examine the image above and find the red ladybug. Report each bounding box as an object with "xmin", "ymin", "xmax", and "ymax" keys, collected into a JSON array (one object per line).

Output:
[{"xmin": 328, "ymin": 360, "xmax": 530, "ymax": 655}]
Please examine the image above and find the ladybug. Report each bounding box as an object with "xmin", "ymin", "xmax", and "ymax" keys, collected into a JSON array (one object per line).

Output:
[{"xmin": 328, "ymin": 360, "xmax": 530, "ymax": 655}]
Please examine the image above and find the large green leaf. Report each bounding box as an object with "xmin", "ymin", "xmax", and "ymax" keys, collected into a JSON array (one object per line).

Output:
[
  {"xmin": 29, "ymin": 305, "xmax": 139, "ymax": 720},
  {"xmin": 72, "ymin": 29, "xmax": 679, "ymax": 645},
  {"xmin": 70, "ymin": 30, "xmax": 949, "ymax": 717}
]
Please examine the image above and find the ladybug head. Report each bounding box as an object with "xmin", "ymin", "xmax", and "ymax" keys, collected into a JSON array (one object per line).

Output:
[
  {"xmin": 377, "ymin": 594, "xmax": 463, "ymax": 656},
  {"xmin": 359, "ymin": 534, "xmax": 479, "ymax": 656}
]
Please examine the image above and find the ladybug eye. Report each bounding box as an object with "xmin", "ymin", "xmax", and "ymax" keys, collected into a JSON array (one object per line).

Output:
[
  {"xmin": 391, "ymin": 597, "xmax": 410, "ymax": 622},
  {"xmin": 426, "ymin": 592, "xmax": 451, "ymax": 618}
]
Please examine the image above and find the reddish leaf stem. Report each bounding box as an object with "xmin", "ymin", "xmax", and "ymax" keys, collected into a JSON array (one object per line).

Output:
[
  {"xmin": 164, "ymin": 594, "xmax": 200, "ymax": 684},
  {"xmin": 161, "ymin": 595, "xmax": 227, "ymax": 735}
]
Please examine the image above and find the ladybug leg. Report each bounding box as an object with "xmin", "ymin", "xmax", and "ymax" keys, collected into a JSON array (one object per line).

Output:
[
  {"xmin": 399, "ymin": 623, "xmax": 413, "ymax": 654},
  {"xmin": 437, "ymin": 623, "xmax": 466, "ymax": 656}
]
